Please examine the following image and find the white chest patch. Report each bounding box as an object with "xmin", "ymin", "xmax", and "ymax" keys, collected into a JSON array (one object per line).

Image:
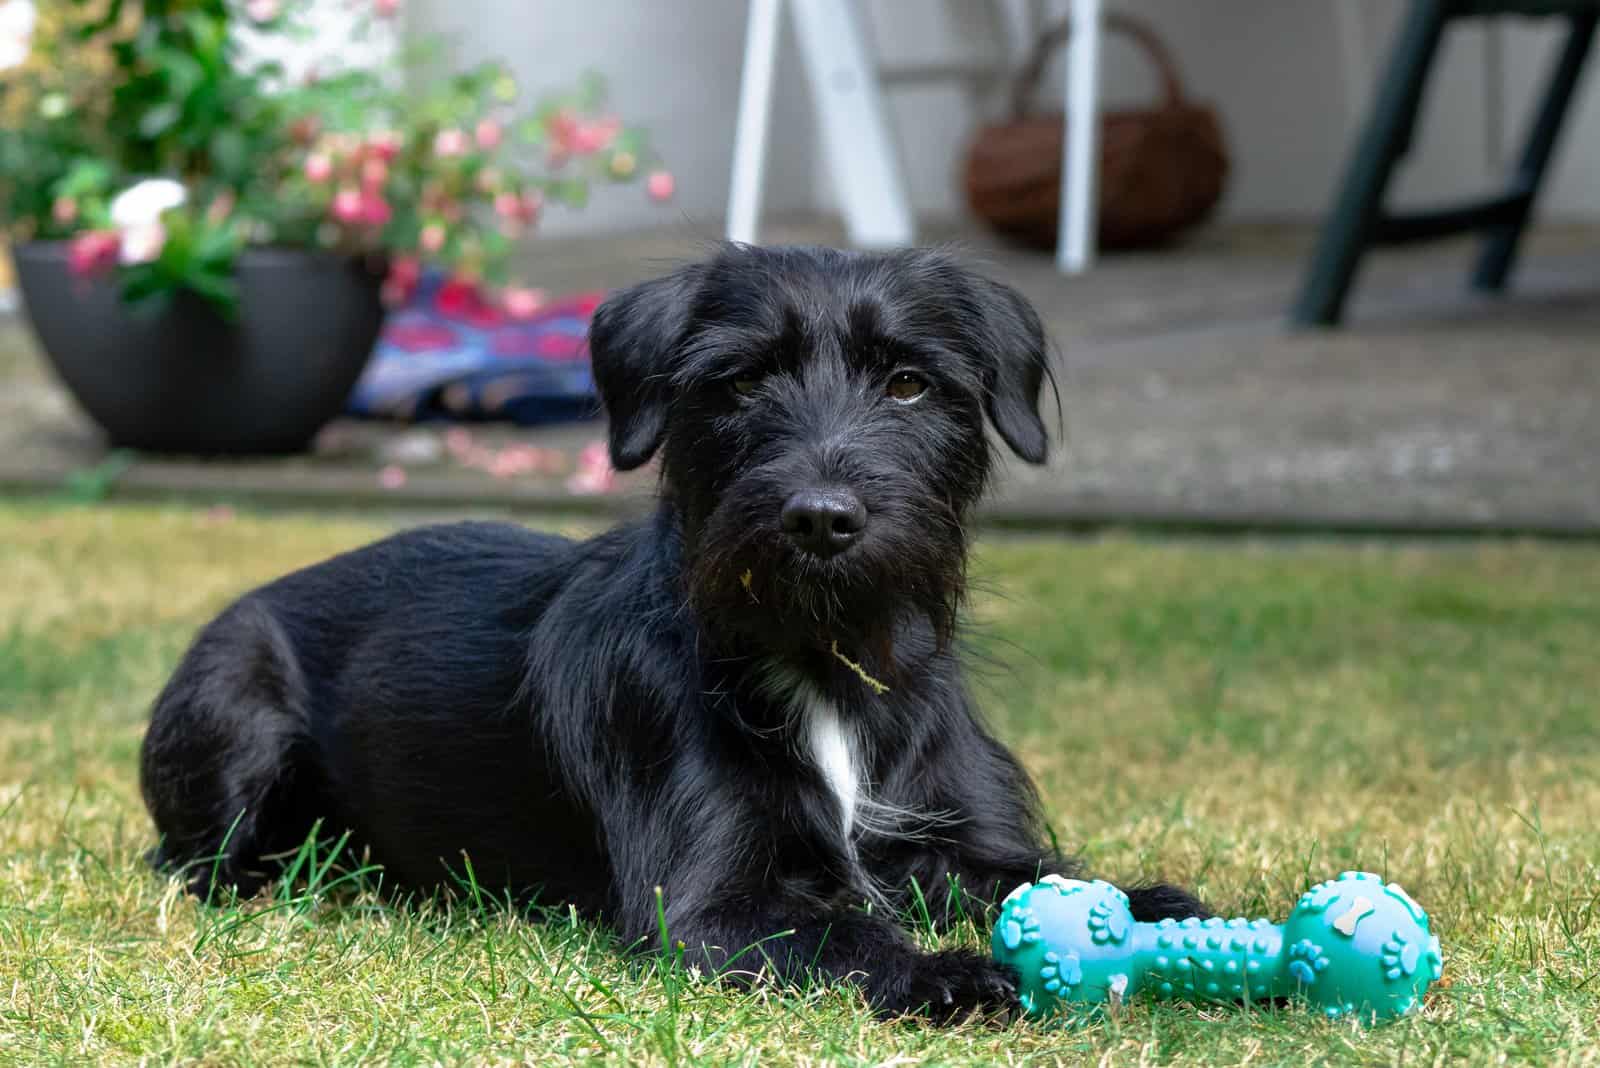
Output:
[{"xmin": 802, "ymin": 693, "xmax": 861, "ymax": 837}]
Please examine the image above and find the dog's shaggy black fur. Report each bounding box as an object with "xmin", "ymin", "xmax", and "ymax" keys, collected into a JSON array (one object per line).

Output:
[{"xmin": 140, "ymin": 244, "xmax": 1205, "ymax": 1020}]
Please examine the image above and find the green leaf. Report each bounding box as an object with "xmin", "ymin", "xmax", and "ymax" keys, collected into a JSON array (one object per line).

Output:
[
  {"xmin": 517, "ymin": 117, "xmax": 548, "ymax": 146},
  {"xmin": 139, "ymin": 103, "xmax": 184, "ymax": 140},
  {"xmin": 52, "ymin": 160, "xmax": 115, "ymax": 200},
  {"xmin": 209, "ymin": 129, "xmax": 250, "ymax": 179},
  {"xmin": 120, "ymin": 265, "xmax": 173, "ymax": 308},
  {"xmin": 552, "ymin": 179, "xmax": 589, "ymax": 208},
  {"xmin": 181, "ymin": 270, "xmax": 241, "ymax": 318}
]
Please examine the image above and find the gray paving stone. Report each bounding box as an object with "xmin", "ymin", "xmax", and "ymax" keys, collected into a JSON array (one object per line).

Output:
[{"xmin": 3, "ymin": 221, "xmax": 1597, "ymax": 534}]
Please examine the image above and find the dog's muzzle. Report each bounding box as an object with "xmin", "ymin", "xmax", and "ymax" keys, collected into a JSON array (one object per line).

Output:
[{"xmin": 779, "ymin": 488, "xmax": 867, "ymax": 559}]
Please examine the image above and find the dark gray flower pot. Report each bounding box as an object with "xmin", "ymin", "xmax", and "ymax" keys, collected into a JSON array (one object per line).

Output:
[{"xmin": 14, "ymin": 242, "xmax": 386, "ymax": 455}]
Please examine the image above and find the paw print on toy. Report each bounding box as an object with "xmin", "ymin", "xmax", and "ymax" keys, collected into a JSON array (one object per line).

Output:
[
  {"xmin": 1038, "ymin": 949, "xmax": 1083, "ymax": 995},
  {"xmin": 1379, "ymin": 929, "xmax": 1422, "ymax": 981},
  {"xmin": 998, "ymin": 906, "xmax": 1043, "ymax": 952},
  {"xmin": 1087, "ymin": 895, "xmax": 1131, "ymax": 946},
  {"xmin": 1287, "ymin": 938, "xmax": 1331, "ymax": 985},
  {"xmin": 1380, "ymin": 928, "xmax": 1444, "ymax": 984}
]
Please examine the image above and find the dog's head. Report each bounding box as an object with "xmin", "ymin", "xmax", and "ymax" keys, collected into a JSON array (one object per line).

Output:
[{"xmin": 589, "ymin": 245, "xmax": 1053, "ymax": 664}]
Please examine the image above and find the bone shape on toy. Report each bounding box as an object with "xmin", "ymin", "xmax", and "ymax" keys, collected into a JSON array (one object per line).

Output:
[{"xmin": 992, "ymin": 871, "xmax": 1442, "ymax": 1023}]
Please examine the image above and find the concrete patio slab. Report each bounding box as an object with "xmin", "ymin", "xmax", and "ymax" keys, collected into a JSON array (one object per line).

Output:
[{"xmin": 2, "ymin": 220, "xmax": 1597, "ymax": 534}]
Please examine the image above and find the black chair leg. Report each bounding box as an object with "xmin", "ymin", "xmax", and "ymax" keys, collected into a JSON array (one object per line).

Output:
[
  {"xmin": 1471, "ymin": 9, "xmax": 1600, "ymax": 292},
  {"xmin": 1291, "ymin": 0, "xmax": 1451, "ymax": 327}
]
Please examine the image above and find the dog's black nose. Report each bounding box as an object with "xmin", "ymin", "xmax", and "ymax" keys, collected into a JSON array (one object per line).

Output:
[{"xmin": 781, "ymin": 489, "xmax": 867, "ymax": 557}]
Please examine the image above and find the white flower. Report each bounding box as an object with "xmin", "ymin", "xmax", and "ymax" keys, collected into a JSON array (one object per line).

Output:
[
  {"xmin": 120, "ymin": 223, "xmax": 168, "ymax": 266},
  {"xmin": 0, "ymin": 0, "xmax": 38, "ymax": 72},
  {"xmin": 110, "ymin": 179, "xmax": 188, "ymax": 230}
]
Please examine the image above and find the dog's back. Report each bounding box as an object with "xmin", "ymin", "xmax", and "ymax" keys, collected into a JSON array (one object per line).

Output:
[{"xmin": 140, "ymin": 520, "xmax": 615, "ymax": 901}]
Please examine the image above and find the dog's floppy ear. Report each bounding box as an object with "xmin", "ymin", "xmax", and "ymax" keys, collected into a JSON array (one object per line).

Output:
[
  {"xmin": 975, "ymin": 278, "xmax": 1052, "ymax": 464},
  {"xmin": 588, "ymin": 265, "xmax": 704, "ymax": 470}
]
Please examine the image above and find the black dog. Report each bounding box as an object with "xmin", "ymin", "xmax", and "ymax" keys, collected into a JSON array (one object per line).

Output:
[{"xmin": 140, "ymin": 244, "xmax": 1204, "ymax": 1020}]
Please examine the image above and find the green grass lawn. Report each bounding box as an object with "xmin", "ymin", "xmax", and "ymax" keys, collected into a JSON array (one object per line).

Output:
[{"xmin": 2, "ymin": 501, "xmax": 1597, "ymax": 1066}]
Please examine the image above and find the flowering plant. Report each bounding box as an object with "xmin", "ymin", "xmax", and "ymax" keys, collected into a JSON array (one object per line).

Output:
[{"xmin": 0, "ymin": 0, "xmax": 669, "ymax": 316}]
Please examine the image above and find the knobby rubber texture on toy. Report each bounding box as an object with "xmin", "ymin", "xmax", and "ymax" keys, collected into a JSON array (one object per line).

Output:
[{"xmin": 993, "ymin": 871, "xmax": 1442, "ymax": 1023}]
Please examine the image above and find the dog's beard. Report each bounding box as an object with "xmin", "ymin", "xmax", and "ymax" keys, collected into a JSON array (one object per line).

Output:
[{"xmin": 680, "ymin": 478, "xmax": 968, "ymax": 675}]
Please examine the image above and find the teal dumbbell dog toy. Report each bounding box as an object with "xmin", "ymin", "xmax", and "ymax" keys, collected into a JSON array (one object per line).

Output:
[{"xmin": 993, "ymin": 871, "xmax": 1441, "ymax": 1023}]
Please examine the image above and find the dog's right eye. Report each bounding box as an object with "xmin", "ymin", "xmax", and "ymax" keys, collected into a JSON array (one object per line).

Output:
[{"xmin": 731, "ymin": 376, "xmax": 761, "ymax": 397}]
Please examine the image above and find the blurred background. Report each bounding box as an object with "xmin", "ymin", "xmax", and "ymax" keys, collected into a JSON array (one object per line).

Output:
[
  {"xmin": 2, "ymin": 0, "xmax": 1597, "ymax": 533},
  {"xmin": 413, "ymin": 0, "xmax": 1600, "ymax": 238}
]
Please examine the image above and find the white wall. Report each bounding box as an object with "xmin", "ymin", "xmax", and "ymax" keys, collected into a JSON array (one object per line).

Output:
[
  {"xmin": 413, "ymin": 0, "xmax": 1600, "ymax": 233},
  {"xmin": 410, "ymin": 0, "xmax": 817, "ymax": 236}
]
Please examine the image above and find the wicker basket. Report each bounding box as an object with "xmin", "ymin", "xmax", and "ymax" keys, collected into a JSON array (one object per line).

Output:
[{"xmin": 963, "ymin": 13, "xmax": 1229, "ymax": 251}]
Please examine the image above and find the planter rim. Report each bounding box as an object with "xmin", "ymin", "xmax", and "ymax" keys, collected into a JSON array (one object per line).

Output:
[
  {"xmin": 15, "ymin": 240, "xmax": 381, "ymax": 271},
  {"xmin": 14, "ymin": 239, "xmax": 387, "ymax": 455}
]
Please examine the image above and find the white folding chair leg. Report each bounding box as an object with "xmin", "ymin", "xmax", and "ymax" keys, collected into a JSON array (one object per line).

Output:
[
  {"xmin": 790, "ymin": 0, "xmax": 915, "ymax": 248},
  {"xmin": 727, "ymin": 0, "xmax": 785, "ymax": 245},
  {"xmin": 1058, "ymin": 0, "xmax": 1102, "ymax": 273}
]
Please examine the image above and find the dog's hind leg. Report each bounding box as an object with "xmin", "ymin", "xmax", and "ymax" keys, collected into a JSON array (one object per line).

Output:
[{"xmin": 140, "ymin": 600, "xmax": 315, "ymax": 900}]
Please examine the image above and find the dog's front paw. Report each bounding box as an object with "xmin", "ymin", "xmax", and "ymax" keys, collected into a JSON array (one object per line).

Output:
[{"xmin": 875, "ymin": 949, "xmax": 1019, "ymax": 1023}]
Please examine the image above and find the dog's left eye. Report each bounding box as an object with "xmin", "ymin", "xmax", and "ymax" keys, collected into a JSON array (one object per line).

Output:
[
  {"xmin": 886, "ymin": 371, "xmax": 928, "ymax": 402},
  {"xmin": 731, "ymin": 376, "xmax": 761, "ymax": 397}
]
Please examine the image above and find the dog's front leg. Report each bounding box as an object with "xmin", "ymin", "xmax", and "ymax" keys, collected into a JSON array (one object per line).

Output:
[{"xmin": 638, "ymin": 892, "xmax": 1018, "ymax": 1021}]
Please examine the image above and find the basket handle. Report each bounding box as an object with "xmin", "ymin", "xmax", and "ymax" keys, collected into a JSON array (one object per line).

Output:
[{"xmin": 1010, "ymin": 12, "xmax": 1189, "ymax": 119}]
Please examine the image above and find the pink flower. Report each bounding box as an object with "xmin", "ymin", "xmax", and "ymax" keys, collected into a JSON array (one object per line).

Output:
[
  {"xmin": 419, "ymin": 223, "xmax": 447, "ymax": 253},
  {"xmin": 67, "ymin": 231, "xmax": 121, "ymax": 278},
  {"xmin": 381, "ymin": 255, "xmax": 422, "ymax": 307},
  {"xmin": 360, "ymin": 193, "xmax": 392, "ymax": 227},
  {"xmin": 361, "ymin": 156, "xmax": 388, "ymax": 189},
  {"xmin": 388, "ymin": 255, "xmax": 421, "ymax": 289},
  {"xmin": 492, "ymin": 189, "xmax": 542, "ymax": 233},
  {"xmin": 378, "ymin": 465, "xmax": 408, "ymax": 490},
  {"xmin": 247, "ymin": 0, "xmax": 280, "ymax": 22},
  {"xmin": 475, "ymin": 119, "xmax": 503, "ymax": 151},
  {"xmin": 52, "ymin": 196, "xmax": 77, "ymax": 226},
  {"xmin": 443, "ymin": 427, "xmax": 473, "ymax": 457},
  {"xmin": 331, "ymin": 187, "xmax": 364, "ymax": 224},
  {"xmin": 646, "ymin": 170, "xmax": 675, "ymax": 203},
  {"xmin": 572, "ymin": 118, "xmax": 619, "ymax": 155},
  {"xmin": 493, "ymin": 192, "xmax": 522, "ymax": 220},
  {"xmin": 366, "ymin": 130, "xmax": 402, "ymax": 162},
  {"xmin": 373, "ymin": 0, "xmax": 401, "ymax": 17},
  {"xmin": 433, "ymin": 128, "xmax": 469, "ymax": 158},
  {"xmin": 502, "ymin": 286, "xmax": 546, "ymax": 320},
  {"xmin": 304, "ymin": 153, "xmax": 334, "ymax": 183}
]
